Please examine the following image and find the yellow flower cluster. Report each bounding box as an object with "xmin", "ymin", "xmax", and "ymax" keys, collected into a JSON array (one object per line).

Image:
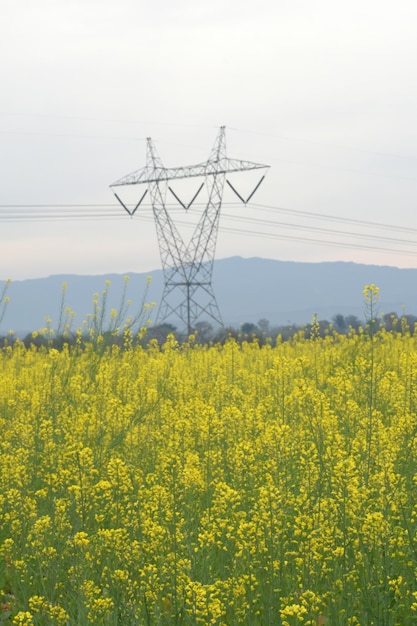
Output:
[{"xmin": 1, "ymin": 327, "xmax": 417, "ymax": 624}]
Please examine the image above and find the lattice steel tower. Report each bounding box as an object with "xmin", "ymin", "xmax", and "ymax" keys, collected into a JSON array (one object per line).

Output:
[{"xmin": 111, "ymin": 126, "xmax": 269, "ymax": 335}]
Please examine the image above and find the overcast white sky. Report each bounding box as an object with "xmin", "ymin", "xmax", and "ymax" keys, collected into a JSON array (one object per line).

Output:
[{"xmin": 1, "ymin": 0, "xmax": 417, "ymax": 279}]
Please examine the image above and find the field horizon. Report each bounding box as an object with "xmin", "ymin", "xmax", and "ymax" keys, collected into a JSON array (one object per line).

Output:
[{"xmin": 2, "ymin": 256, "xmax": 417, "ymax": 336}]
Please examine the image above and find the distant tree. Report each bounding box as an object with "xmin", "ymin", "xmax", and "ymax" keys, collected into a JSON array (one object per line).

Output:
[
  {"xmin": 147, "ymin": 323, "xmax": 177, "ymax": 343},
  {"xmin": 241, "ymin": 322, "xmax": 258, "ymax": 335},
  {"xmin": 274, "ymin": 323, "xmax": 300, "ymax": 342},
  {"xmin": 400, "ymin": 314, "xmax": 417, "ymax": 335},
  {"xmin": 345, "ymin": 315, "xmax": 361, "ymax": 331},
  {"xmin": 22, "ymin": 332, "xmax": 49, "ymax": 349},
  {"xmin": 305, "ymin": 319, "xmax": 332, "ymax": 339},
  {"xmin": 193, "ymin": 321, "xmax": 214, "ymax": 343},
  {"xmin": 332, "ymin": 313, "xmax": 347, "ymax": 333},
  {"xmin": 382, "ymin": 312, "xmax": 399, "ymax": 332},
  {"xmin": 258, "ymin": 318, "xmax": 270, "ymax": 334},
  {"xmin": 211, "ymin": 326, "xmax": 238, "ymax": 344}
]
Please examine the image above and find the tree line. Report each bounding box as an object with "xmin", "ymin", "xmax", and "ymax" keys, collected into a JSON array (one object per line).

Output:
[{"xmin": 1, "ymin": 310, "xmax": 416, "ymax": 351}]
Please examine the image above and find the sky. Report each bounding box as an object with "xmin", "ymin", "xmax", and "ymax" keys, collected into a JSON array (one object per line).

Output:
[{"xmin": 1, "ymin": 0, "xmax": 417, "ymax": 280}]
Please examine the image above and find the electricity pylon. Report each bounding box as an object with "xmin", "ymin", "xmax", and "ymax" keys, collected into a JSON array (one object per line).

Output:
[{"xmin": 111, "ymin": 126, "xmax": 269, "ymax": 335}]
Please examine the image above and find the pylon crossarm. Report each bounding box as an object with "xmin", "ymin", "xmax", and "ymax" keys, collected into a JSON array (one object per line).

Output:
[{"xmin": 110, "ymin": 159, "xmax": 269, "ymax": 187}]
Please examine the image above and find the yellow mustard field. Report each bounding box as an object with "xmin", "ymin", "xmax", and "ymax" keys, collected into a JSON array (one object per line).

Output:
[{"xmin": 1, "ymin": 327, "xmax": 417, "ymax": 625}]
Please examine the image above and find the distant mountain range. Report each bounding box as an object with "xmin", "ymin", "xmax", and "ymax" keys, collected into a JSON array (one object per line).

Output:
[{"xmin": 2, "ymin": 256, "xmax": 417, "ymax": 335}]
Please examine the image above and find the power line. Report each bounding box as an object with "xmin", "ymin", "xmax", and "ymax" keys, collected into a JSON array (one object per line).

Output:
[
  {"xmin": 1, "ymin": 212, "xmax": 415, "ymax": 256},
  {"xmin": 251, "ymin": 203, "xmax": 417, "ymax": 234},
  {"xmin": 1, "ymin": 202, "xmax": 416, "ymax": 256},
  {"xmin": 1, "ymin": 201, "xmax": 416, "ymax": 235},
  {"xmin": 220, "ymin": 214, "xmax": 417, "ymax": 246},
  {"xmin": 217, "ymin": 224, "xmax": 417, "ymax": 257}
]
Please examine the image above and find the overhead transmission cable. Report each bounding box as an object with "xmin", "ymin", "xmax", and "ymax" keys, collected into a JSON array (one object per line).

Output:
[
  {"xmin": 0, "ymin": 202, "xmax": 416, "ymax": 238},
  {"xmin": 1, "ymin": 201, "xmax": 417, "ymax": 235},
  {"xmin": 1, "ymin": 202, "xmax": 417, "ymax": 256},
  {"xmin": 250, "ymin": 203, "xmax": 417, "ymax": 234}
]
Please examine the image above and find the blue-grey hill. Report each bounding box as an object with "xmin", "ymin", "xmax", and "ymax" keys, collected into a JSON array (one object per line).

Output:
[{"xmin": 1, "ymin": 257, "xmax": 417, "ymax": 335}]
